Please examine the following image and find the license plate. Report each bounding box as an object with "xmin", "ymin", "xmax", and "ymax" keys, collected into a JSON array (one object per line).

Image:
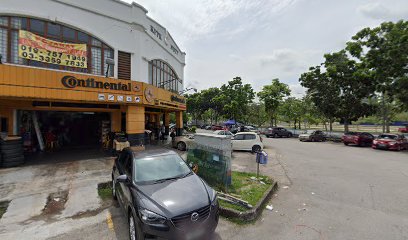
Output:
[{"xmin": 378, "ymin": 144, "xmax": 386, "ymax": 148}]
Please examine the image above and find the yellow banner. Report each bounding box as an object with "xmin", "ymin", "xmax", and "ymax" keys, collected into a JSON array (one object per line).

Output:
[{"xmin": 18, "ymin": 30, "xmax": 87, "ymax": 68}]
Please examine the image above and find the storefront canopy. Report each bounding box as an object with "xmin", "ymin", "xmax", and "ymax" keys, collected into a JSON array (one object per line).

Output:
[{"xmin": 224, "ymin": 119, "xmax": 236, "ymax": 125}]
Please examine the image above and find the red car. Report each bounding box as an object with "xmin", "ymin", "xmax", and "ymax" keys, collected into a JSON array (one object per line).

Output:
[
  {"xmin": 211, "ymin": 125, "xmax": 223, "ymax": 131},
  {"xmin": 372, "ymin": 134, "xmax": 408, "ymax": 151},
  {"xmin": 342, "ymin": 132, "xmax": 374, "ymax": 147},
  {"xmin": 398, "ymin": 124, "xmax": 408, "ymax": 133}
]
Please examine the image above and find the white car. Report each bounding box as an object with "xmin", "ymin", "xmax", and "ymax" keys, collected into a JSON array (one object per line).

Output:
[
  {"xmin": 232, "ymin": 132, "xmax": 263, "ymax": 152},
  {"xmin": 213, "ymin": 130, "xmax": 233, "ymax": 136}
]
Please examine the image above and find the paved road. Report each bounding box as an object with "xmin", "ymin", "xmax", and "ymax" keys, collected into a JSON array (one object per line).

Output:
[
  {"xmin": 221, "ymin": 138, "xmax": 408, "ymax": 240},
  {"xmin": 47, "ymin": 138, "xmax": 408, "ymax": 239}
]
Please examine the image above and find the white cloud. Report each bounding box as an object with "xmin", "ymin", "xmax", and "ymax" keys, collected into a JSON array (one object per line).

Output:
[{"xmin": 358, "ymin": 2, "xmax": 408, "ymax": 20}]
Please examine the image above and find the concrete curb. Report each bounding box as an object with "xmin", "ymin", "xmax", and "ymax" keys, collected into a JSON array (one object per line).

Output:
[{"xmin": 219, "ymin": 181, "xmax": 279, "ymax": 222}]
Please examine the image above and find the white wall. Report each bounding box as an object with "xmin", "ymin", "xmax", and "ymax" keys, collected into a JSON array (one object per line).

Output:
[{"xmin": 0, "ymin": 0, "xmax": 185, "ymax": 86}]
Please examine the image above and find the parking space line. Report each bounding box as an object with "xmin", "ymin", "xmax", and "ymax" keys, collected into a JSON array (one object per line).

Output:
[{"xmin": 106, "ymin": 212, "xmax": 114, "ymax": 231}]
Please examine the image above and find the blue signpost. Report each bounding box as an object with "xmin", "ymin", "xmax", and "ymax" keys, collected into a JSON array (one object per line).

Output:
[{"xmin": 256, "ymin": 151, "xmax": 268, "ymax": 178}]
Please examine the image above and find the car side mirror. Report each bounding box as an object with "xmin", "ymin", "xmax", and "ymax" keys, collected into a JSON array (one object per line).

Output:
[{"xmin": 116, "ymin": 174, "xmax": 129, "ymax": 183}]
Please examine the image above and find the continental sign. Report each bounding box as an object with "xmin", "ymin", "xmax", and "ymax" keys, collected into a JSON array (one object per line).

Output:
[
  {"xmin": 18, "ymin": 30, "xmax": 87, "ymax": 68},
  {"xmin": 61, "ymin": 76, "xmax": 132, "ymax": 91}
]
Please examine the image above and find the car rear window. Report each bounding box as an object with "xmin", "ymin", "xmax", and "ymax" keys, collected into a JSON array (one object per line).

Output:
[
  {"xmin": 378, "ymin": 135, "xmax": 397, "ymax": 139},
  {"xmin": 244, "ymin": 134, "xmax": 256, "ymax": 140}
]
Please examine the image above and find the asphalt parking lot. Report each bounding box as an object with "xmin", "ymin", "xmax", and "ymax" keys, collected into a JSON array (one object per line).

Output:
[{"xmin": 1, "ymin": 136, "xmax": 407, "ymax": 240}]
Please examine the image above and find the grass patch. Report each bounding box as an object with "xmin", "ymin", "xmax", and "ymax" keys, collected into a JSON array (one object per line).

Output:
[
  {"xmin": 218, "ymin": 171, "xmax": 273, "ymax": 214},
  {"xmin": 97, "ymin": 182, "xmax": 112, "ymax": 201},
  {"xmin": 0, "ymin": 201, "xmax": 10, "ymax": 219}
]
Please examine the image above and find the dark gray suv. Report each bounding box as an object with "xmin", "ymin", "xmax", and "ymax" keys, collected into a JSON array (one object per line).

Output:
[
  {"xmin": 266, "ymin": 127, "xmax": 293, "ymax": 138},
  {"xmin": 112, "ymin": 148, "xmax": 219, "ymax": 240}
]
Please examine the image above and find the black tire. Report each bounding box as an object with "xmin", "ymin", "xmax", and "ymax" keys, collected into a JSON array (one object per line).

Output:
[
  {"xmin": 266, "ymin": 135, "xmax": 270, "ymax": 138},
  {"xmin": 128, "ymin": 211, "xmax": 142, "ymax": 240},
  {"xmin": 274, "ymin": 133, "xmax": 278, "ymax": 138},
  {"xmin": 397, "ymin": 145, "xmax": 402, "ymax": 151},
  {"xmin": 1, "ymin": 156, "xmax": 24, "ymax": 168},
  {"xmin": 344, "ymin": 142, "xmax": 349, "ymax": 146},
  {"xmin": 252, "ymin": 145, "xmax": 261, "ymax": 153},
  {"xmin": 112, "ymin": 176, "xmax": 117, "ymax": 200},
  {"xmin": 0, "ymin": 143, "xmax": 23, "ymax": 151},
  {"xmin": 2, "ymin": 152, "xmax": 23, "ymax": 159},
  {"xmin": 177, "ymin": 142, "xmax": 186, "ymax": 151},
  {"xmin": 0, "ymin": 140, "xmax": 23, "ymax": 146},
  {"xmin": 288, "ymin": 133, "xmax": 293, "ymax": 138},
  {"xmin": 311, "ymin": 137, "xmax": 315, "ymax": 142},
  {"xmin": 1, "ymin": 148, "xmax": 23, "ymax": 156}
]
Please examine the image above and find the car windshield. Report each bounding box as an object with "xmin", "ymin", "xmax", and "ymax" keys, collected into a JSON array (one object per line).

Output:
[
  {"xmin": 303, "ymin": 130, "xmax": 315, "ymax": 134},
  {"xmin": 134, "ymin": 154, "xmax": 192, "ymax": 183},
  {"xmin": 378, "ymin": 135, "xmax": 397, "ymax": 140},
  {"xmin": 345, "ymin": 132, "xmax": 358, "ymax": 135}
]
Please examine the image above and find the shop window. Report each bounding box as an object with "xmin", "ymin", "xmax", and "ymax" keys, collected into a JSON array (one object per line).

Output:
[
  {"xmin": 0, "ymin": 28, "xmax": 7, "ymax": 62},
  {"xmin": 30, "ymin": 19, "xmax": 45, "ymax": 34},
  {"xmin": 104, "ymin": 48, "xmax": 114, "ymax": 77},
  {"xmin": 78, "ymin": 32, "xmax": 88, "ymax": 43},
  {"xmin": 118, "ymin": 51, "xmax": 131, "ymax": 80},
  {"xmin": 10, "ymin": 31, "xmax": 24, "ymax": 64},
  {"xmin": 149, "ymin": 59, "xmax": 181, "ymax": 93},
  {"xmin": 91, "ymin": 47, "xmax": 102, "ymax": 75},
  {"xmin": 47, "ymin": 23, "xmax": 61, "ymax": 38},
  {"xmin": 0, "ymin": 16, "xmax": 114, "ymax": 77},
  {"xmin": 0, "ymin": 17, "xmax": 8, "ymax": 26}
]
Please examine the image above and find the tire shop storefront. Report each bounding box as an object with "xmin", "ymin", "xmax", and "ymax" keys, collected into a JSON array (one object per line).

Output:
[{"xmin": 0, "ymin": 0, "xmax": 187, "ymax": 167}]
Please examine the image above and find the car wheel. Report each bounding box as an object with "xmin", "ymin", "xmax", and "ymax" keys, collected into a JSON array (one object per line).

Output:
[
  {"xmin": 274, "ymin": 133, "xmax": 278, "ymax": 138},
  {"xmin": 177, "ymin": 141, "xmax": 186, "ymax": 151},
  {"xmin": 252, "ymin": 145, "xmax": 261, "ymax": 153},
  {"xmin": 112, "ymin": 176, "xmax": 117, "ymax": 200},
  {"xmin": 397, "ymin": 145, "xmax": 402, "ymax": 151},
  {"xmin": 128, "ymin": 212, "xmax": 141, "ymax": 240},
  {"xmin": 344, "ymin": 142, "xmax": 349, "ymax": 146},
  {"xmin": 288, "ymin": 133, "xmax": 293, "ymax": 138},
  {"xmin": 311, "ymin": 137, "xmax": 315, "ymax": 142}
]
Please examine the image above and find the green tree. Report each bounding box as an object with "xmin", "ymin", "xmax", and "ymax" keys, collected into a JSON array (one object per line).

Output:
[
  {"xmin": 300, "ymin": 51, "xmax": 375, "ymax": 132},
  {"xmin": 257, "ymin": 78, "xmax": 291, "ymax": 127},
  {"xmin": 347, "ymin": 20, "xmax": 408, "ymax": 131},
  {"xmin": 243, "ymin": 103, "xmax": 269, "ymax": 127},
  {"xmin": 219, "ymin": 77, "xmax": 255, "ymax": 122}
]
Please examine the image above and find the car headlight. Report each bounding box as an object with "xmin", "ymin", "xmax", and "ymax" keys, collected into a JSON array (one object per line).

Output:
[
  {"xmin": 389, "ymin": 141, "xmax": 397, "ymax": 145},
  {"xmin": 139, "ymin": 208, "xmax": 166, "ymax": 224}
]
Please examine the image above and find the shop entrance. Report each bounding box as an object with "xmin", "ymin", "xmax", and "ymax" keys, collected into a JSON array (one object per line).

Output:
[{"xmin": 19, "ymin": 111, "xmax": 111, "ymax": 153}]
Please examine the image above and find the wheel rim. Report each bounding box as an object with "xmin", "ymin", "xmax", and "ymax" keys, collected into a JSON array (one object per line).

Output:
[{"xmin": 129, "ymin": 215, "xmax": 136, "ymax": 240}]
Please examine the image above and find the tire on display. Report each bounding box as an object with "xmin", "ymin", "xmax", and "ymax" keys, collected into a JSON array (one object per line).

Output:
[
  {"xmin": 177, "ymin": 142, "xmax": 186, "ymax": 151},
  {"xmin": 1, "ymin": 148, "xmax": 23, "ymax": 156}
]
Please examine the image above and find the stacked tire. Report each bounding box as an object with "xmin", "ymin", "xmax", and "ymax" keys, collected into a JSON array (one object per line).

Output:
[{"xmin": 0, "ymin": 137, "xmax": 25, "ymax": 168}]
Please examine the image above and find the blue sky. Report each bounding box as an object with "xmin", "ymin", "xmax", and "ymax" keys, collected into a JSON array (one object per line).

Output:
[{"xmin": 124, "ymin": 0, "xmax": 408, "ymax": 97}]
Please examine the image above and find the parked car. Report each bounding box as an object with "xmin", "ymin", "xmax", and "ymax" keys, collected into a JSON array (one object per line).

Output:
[
  {"xmin": 342, "ymin": 132, "xmax": 375, "ymax": 147},
  {"xmin": 169, "ymin": 123, "xmax": 176, "ymax": 131},
  {"xmin": 232, "ymin": 132, "xmax": 263, "ymax": 152},
  {"xmin": 112, "ymin": 148, "xmax": 219, "ymax": 240},
  {"xmin": 205, "ymin": 125, "xmax": 213, "ymax": 130},
  {"xmin": 211, "ymin": 125, "xmax": 223, "ymax": 131},
  {"xmin": 244, "ymin": 126, "xmax": 259, "ymax": 133},
  {"xmin": 372, "ymin": 134, "xmax": 408, "ymax": 151},
  {"xmin": 171, "ymin": 134, "xmax": 194, "ymax": 151},
  {"xmin": 299, "ymin": 130, "xmax": 326, "ymax": 142},
  {"xmin": 265, "ymin": 127, "xmax": 293, "ymax": 138},
  {"xmin": 213, "ymin": 130, "xmax": 233, "ymax": 136},
  {"xmin": 398, "ymin": 124, "xmax": 408, "ymax": 133},
  {"xmin": 200, "ymin": 124, "xmax": 208, "ymax": 129}
]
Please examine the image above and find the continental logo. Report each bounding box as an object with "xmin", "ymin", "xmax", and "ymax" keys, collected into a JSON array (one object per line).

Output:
[
  {"xmin": 61, "ymin": 76, "xmax": 132, "ymax": 91},
  {"xmin": 171, "ymin": 95, "xmax": 186, "ymax": 104}
]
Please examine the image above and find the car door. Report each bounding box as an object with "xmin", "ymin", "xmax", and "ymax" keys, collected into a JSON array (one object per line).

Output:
[
  {"xmin": 243, "ymin": 134, "xmax": 256, "ymax": 150},
  {"xmin": 365, "ymin": 133, "xmax": 374, "ymax": 145},
  {"xmin": 117, "ymin": 151, "xmax": 131, "ymax": 208},
  {"xmin": 115, "ymin": 151, "xmax": 127, "ymax": 207},
  {"xmin": 232, "ymin": 134, "xmax": 245, "ymax": 150},
  {"xmin": 121, "ymin": 154, "xmax": 133, "ymax": 210},
  {"xmin": 315, "ymin": 131, "xmax": 323, "ymax": 141}
]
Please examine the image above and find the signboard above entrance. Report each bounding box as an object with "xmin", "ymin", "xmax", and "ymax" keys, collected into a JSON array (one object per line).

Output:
[{"xmin": 18, "ymin": 30, "xmax": 88, "ymax": 68}]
